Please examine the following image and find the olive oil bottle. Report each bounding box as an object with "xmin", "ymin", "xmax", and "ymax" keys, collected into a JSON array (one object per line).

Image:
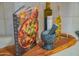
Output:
[
  {"xmin": 44, "ymin": 2, "xmax": 53, "ymax": 30},
  {"xmin": 55, "ymin": 4, "xmax": 62, "ymax": 39}
]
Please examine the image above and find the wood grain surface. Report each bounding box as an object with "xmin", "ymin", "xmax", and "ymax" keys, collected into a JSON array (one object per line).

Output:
[
  {"xmin": 0, "ymin": 45, "xmax": 16, "ymax": 56},
  {"xmin": 0, "ymin": 33, "xmax": 77, "ymax": 56},
  {"xmin": 23, "ymin": 33, "xmax": 77, "ymax": 56}
]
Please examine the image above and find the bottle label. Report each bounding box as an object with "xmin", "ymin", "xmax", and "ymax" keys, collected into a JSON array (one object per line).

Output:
[{"xmin": 47, "ymin": 16, "xmax": 53, "ymax": 30}]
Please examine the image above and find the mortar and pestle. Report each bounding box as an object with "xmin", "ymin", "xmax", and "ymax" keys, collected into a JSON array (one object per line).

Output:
[{"xmin": 41, "ymin": 24, "xmax": 57, "ymax": 50}]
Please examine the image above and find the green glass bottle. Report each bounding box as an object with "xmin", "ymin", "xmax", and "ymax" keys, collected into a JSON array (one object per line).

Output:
[{"xmin": 44, "ymin": 2, "xmax": 52, "ymax": 30}]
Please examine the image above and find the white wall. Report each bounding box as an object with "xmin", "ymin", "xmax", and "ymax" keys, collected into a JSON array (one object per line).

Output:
[
  {"xmin": 70, "ymin": 3, "xmax": 79, "ymax": 39},
  {"xmin": 0, "ymin": 3, "xmax": 6, "ymax": 35},
  {"xmin": 0, "ymin": 2, "xmax": 15, "ymax": 36},
  {"xmin": 0, "ymin": 3, "xmax": 15, "ymax": 45}
]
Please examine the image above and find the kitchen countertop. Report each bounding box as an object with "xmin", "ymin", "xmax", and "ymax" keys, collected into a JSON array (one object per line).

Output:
[{"xmin": 0, "ymin": 36, "xmax": 14, "ymax": 48}]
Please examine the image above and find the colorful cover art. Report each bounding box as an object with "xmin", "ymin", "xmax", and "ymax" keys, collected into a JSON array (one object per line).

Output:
[{"xmin": 13, "ymin": 6, "xmax": 39, "ymax": 55}]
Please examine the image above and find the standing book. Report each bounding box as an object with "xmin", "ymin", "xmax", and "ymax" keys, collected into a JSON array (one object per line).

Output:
[{"xmin": 13, "ymin": 6, "xmax": 39, "ymax": 56}]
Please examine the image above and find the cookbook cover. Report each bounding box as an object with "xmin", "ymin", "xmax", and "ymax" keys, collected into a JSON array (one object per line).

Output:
[{"xmin": 13, "ymin": 6, "xmax": 39, "ymax": 55}]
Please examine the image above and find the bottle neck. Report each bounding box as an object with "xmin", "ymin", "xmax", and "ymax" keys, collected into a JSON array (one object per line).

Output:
[{"xmin": 46, "ymin": 2, "xmax": 51, "ymax": 9}]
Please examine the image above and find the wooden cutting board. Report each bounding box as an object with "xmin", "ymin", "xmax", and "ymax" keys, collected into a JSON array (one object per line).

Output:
[
  {"xmin": 23, "ymin": 33, "xmax": 77, "ymax": 56},
  {"xmin": 0, "ymin": 45, "xmax": 16, "ymax": 56},
  {"xmin": 0, "ymin": 33, "xmax": 77, "ymax": 56}
]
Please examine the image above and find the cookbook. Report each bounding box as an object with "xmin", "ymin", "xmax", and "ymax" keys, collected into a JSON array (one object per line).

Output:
[{"xmin": 13, "ymin": 6, "xmax": 39, "ymax": 55}]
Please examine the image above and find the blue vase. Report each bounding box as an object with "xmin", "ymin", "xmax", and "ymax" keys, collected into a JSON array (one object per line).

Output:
[{"xmin": 41, "ymin": 30, "xmax": 56, "ymax": 50}]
